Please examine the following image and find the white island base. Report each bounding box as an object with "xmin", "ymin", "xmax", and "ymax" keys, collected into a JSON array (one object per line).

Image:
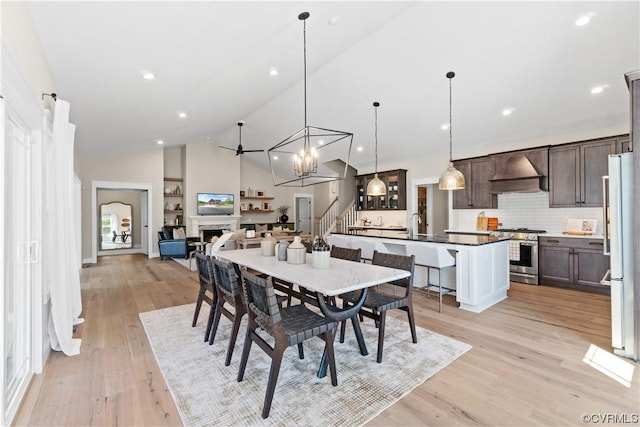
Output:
[{"xmin": 328, "ymin": 234, "xmax": 510, "ymax": 313}]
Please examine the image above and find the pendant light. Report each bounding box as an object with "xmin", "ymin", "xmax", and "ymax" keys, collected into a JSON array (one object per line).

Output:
[
  {"xmin": 438, "ymin": 71, "xmax": 466, "ymax": 190},
  {"xmin": 267, "ymin": 12, "xmax": 353, "ymax": 187},
  {"xmin": 366, "ymin": 101, "xmax": 387, "ymax": 196}
]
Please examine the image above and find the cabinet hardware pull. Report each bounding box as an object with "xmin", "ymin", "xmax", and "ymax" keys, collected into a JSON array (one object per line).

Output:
[
  {"xmin": 589, "ymin": 242, "xmax": 603, "ymax": 246},
  {"xmin": 547, "ymin": 239, "xmax": 560, "ymax": 243}
]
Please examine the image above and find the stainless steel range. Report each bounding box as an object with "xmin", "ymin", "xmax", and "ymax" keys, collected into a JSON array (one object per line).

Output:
[{"xmin": 494, "ymin": 228, "xmax": 546, "ymax": 285}]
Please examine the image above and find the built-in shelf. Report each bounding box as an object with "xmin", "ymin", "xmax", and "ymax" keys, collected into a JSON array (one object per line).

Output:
[
  {"xmin": 240, "ymin": 209, "xmax": 274, "ymax": 213},
  {"xmin": 164, "ymin": 177, "xmax": 183, "ymax": 182},
  {"xmin": 240, "ymin": 196, "xmax": 274, "ymax": 200},
  {"xmin": 165, "ymin": 210, "xmax": 183, "ymax": 214}
]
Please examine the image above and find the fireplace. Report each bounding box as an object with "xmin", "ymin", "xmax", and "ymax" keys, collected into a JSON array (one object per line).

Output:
[
  {"xmin": 202, "ymin": 229, "xmax": 224, "ymax": 242},
  {"xmin": 188, "ymin": 215, "xmax": 241, "ymax": 241}
]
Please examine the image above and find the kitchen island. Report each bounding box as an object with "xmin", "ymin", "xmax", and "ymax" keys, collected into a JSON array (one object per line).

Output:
[{"xmin": 329, "ymin": 232, "xmax": 510, "ymax": 313}]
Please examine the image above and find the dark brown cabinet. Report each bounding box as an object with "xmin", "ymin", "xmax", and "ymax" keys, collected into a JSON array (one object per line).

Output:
[
  {"xmin": 355, "ymin": 169, "xmax": 407, "ymax": 211},
  {"xmin": 549, "ymin": 137, "xmax": 617, "ymax": 207},
  {"xmin": 452, "ymin": 156, "xmax": 497, "ymax": 209},
  {"xmin": 539, "ymin": 236, "xmax": 609, "ymax": 294}
]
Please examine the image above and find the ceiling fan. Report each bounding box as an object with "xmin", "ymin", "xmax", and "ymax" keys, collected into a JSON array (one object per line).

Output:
[{"xmin": 219, "ymin": 121, "xmax": 264, "ymax": 156}]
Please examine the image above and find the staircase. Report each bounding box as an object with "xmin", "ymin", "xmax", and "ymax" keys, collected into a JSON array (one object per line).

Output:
[{"xmin": 315, "ymin": 198, "xmax": 357, "ymax": 239}]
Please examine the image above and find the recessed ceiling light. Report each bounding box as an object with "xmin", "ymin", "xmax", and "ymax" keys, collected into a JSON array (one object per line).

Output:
[
  {"xmin": 591, "ymin": 85, "xmax": 605, "ymax": 94},
  {"xmin": 441, "ymin": 124, "xmax": 449, "ymax": 131},
  {"xmin": 273, "ymin": 156, "xmax": 279, "ymax": 160},
  {"xmin": 156, "ymin": 139, "xmax": 164, "ymax": 145},
  {"xmin": 357, "ymin": 146, "xmax": 363, "ymax": 152},
  {"xmin": 318, "ymin": 139, "xmax": 325, "ymax": 145},
  {"xmin": 269, "ymin": 67, "xmax": 279, "ymax": 76},
  {"xmin": 502, "ymin": 108, "xmax": 513, "ymax": 116},
  {"xmin": 328, "ymin": 16, "xmax": 340, "ymax": 25},
  {"xmin": 576, "ymin": 13, "xmax": 593, "ymax": 27},
  {"xmin": 178, "ymin": 112, "xmax": 187, "ymax": 118},
  {"xmin": 141, "ymin": 71, "xmax": 155, "ymax": 80}
]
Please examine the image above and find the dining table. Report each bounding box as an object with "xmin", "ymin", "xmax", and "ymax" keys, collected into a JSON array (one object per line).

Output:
[{"xmin": 216, "ymin": 248, "xmax": 411, "ymax": 377}]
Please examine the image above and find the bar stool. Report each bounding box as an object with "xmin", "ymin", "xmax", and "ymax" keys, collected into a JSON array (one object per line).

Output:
[{"xmin": 405, "ymin": 243, "xmax": 456, "ymax": 312}]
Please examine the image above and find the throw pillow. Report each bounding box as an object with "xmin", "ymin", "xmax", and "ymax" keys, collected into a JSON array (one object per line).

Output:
[
  {"xmin": 210, "ymin": 236, "xmax": 219, "ymax": 244},
  {"xmin": 255, "ymin": 224, "xmax": 268, "ymax": 233},
  {"xmin": 173, "ymin": 227, "xmax": 186, "ymax": 239},
  {"xmin": 272, "ymin": 226, "xmax": 283, "ymax": 232}
]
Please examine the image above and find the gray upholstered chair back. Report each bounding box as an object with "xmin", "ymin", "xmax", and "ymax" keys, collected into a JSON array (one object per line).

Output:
[{"xmin": 241, "ymin": 271, "xmax": 282, "ymax": 331}]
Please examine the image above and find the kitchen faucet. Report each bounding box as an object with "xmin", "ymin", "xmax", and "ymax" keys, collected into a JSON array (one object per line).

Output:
[{"xmin": 408, "ymin": 212, "xmax": 421, "ymax": 239}]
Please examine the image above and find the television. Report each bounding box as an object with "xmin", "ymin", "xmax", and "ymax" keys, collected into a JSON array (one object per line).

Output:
[{"xmin": 197, "ymin": 193, "xmax": 234, "ymax": 215}]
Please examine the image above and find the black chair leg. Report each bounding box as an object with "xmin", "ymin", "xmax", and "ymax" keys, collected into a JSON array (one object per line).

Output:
[
  {"xmin": 204, "ymin": 301, "xmax": 216, "ymax": 342},
  {"xmin": 225, "ymin": 314, "xmax": 242, "ymax": 366},
  {"xmin": 324, "ymin": 329, "xmax": 338, "ymax": 386},
  {"xmin": 237, "ymin": 327, "xmax": 254, "ymax": 382},
  {"xmin": 192, "ymin": 289, "xmax": 205, "ymax": 327},
  {"xmin": 208, "ymin": 298, "xmax": 224, "ymax": 345},
  {"xmin": 297, "ymin": 343, "xmax": 304, "ymax": 359},
  {"xmin": 262, "ymin": 344, "xmax": 285, "ymax": 419},
  {"xmin": 407, "ymin": 305, "xmax": 418, "ymax": 344},
  {"xmin": 376, "ymin": 310, "xmax": 387, "ymax": 363}
]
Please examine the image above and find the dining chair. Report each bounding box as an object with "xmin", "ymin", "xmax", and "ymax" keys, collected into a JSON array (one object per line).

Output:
[
  {"xmin": 238, "ymin": 270, "xmax": 338, "ymax": 419},
  {"xmin": 193, "ymin": 251, "xmax": 217, "ymax": 342},
  {"xmin": 208, "ymin": 257, "xmax": 247, "ymax": 366},
  {"xmin": 405, "ymin": 243, "xmax": 456, "ymax": 312},
  {"xmin": 330, "ymin": 245, "xmax": 361, "ymax": 262},
  {"xmin": 340, "ymin": 250, "xmax": 416, "ymax": 363}
]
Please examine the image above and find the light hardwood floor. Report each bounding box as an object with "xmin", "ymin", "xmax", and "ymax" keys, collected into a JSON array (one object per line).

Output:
[{"xmin": 14, "ymin": 254, "xmax": 639, "ymax": 426}]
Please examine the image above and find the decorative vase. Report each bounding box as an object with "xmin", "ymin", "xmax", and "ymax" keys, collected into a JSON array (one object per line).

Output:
[
  {"xmin": 279, "ymin": 214, "xmax": 289, "ymax": 223},
  {"xmin": 260, "ymin": 232, "xmax": 276, "ymax": 256}
]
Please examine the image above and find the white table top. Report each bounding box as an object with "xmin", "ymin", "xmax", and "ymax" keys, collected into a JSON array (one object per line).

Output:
[{"xmin": 217, "ymin": 248, "xmax": 410, "ymax": 297}]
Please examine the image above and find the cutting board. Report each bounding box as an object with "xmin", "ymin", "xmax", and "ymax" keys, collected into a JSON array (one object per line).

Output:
[{"xmin": 562, "ymin": 230, "xmax": 592, "ymax": 236}]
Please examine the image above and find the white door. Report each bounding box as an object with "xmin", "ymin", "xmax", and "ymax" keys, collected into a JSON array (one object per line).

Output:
[
  {"xmin": 295, "ymin": 196, "xmax": 312, "ymax": 235},
  {"xmin": 140, "ymin": 190, "xmax": 149, "ymax": 255},
  {"xmin": 3, "ymin": 102, "xmax": 33, "ymax": 424}
]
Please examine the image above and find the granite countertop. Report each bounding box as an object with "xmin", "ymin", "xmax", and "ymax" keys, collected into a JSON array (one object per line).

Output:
[
  {"xmin": 542, "ymin": 232, "xmax": 604, "ymax": 239},
  {"xmin": 348, "ymin": 225, "xmax": 408, "ymax": 231},
  {"xmin": 335, "ymin": 232, "xmax": 510, "ymax": 246}
]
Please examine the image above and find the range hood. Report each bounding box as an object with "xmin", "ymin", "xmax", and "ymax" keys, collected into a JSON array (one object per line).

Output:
[{"xmin": 490, "ymin": 148, "xmax": 549, "ymax": 193}]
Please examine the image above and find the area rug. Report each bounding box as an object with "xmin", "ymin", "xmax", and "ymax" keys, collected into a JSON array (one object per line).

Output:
[{"xmin": 140, "ymin": 303, "xmax": 471, "ymax": 426}]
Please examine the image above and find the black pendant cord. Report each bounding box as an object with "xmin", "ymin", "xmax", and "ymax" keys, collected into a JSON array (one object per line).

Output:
[
  {"xmin": 303, "ymin": 16, "xmax": 307, "ymax": 130},
  {"xmin": 374, "ymin": 102, "xmax": 379, "ymax": 173},
  {"xmin": 447, "ymin": 71, "xmax": 455, "ymax": 163}
]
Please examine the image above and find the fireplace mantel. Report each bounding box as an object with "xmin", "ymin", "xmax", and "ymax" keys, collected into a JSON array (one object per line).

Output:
[{"xmin": 188, "ymin": 215, "xmax": 241, "ymax": 237}]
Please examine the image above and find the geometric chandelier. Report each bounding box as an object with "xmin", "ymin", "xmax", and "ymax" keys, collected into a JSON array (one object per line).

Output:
[{"xmin": 268, "ymin": 12, "xmax": 353, "ymax": 187}]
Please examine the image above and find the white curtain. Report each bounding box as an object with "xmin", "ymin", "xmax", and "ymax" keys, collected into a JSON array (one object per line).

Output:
[{"xmin": 45, "ymin": 99, "xmax": 83, "ymax": 355}]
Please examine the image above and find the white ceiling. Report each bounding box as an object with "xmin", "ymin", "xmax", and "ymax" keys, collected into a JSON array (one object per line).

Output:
[{"xmin": 27, "ymin": 1, "xmax": 639, "ymax": 174}]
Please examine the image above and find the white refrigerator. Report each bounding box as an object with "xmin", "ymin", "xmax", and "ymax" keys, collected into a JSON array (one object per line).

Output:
[{"xmin": 603, "ymin": 152, "xmax": 636, "ymax": 361}]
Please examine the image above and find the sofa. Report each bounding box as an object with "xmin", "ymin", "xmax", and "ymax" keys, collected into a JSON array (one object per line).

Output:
[
  {"xmin": 239, "ymin": 222, "xmax": 295, "ymax": 237},
  {"xmin": 158, "ymin": 225, "xmax": 200, "ymax": 259}
]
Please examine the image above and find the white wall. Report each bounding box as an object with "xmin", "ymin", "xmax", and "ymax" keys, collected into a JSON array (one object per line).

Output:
[
  {"xmin": 78, "ymin": 148, "xmax": 164, "ymax": 259},
  {"xmin": 451, "ymin": 191, "xmax": 604, "ymax": 235},
  {"xmin": 239, "ymin": 156, "xmax": 300, "ymax": 224}
]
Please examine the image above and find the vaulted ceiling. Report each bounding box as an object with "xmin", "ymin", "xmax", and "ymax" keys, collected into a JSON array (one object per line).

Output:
[{"xmin": 27, "ymin": 1, "xmax": 639, "ymax": 174}]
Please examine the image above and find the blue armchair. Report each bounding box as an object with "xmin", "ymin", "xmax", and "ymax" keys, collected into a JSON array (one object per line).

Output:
[{"xmin": 158, "ymin": 226, "xmax": 199, "ymax": 259}]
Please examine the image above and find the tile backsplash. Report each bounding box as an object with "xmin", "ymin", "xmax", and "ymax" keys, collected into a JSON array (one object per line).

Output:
[{"xmin": 450, "ymin": 192, "xmax": 603, "ymax": 234}]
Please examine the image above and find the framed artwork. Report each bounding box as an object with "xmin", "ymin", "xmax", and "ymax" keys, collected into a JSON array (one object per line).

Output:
[
  {"xmin": 257, "ymin": 190, "xmax": 265, "ymax": 197},
  {"xmin": 263, "ymin": 201, "xmax": 270, "ymax": 210},
  {"xmin": 240, "ymin": 190, "xmax": 246, "ymax": 197},
  {"xmin": 240, "ymin": 202, "xmax": 247, "ymax": 211}
]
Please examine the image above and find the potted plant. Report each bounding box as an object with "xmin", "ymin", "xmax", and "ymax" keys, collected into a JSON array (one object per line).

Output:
[{"xmin": 278, "ymin": 205, "xmax": 290, "ymax": 223}]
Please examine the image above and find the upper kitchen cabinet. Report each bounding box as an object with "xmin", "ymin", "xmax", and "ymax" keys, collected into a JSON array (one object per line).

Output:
[
  {"xmin": 452, "ymin": 157, "xmax": 497, "ymax": 209},
  {"xmin": 616, "ymin": 135, "xmax": 631, "ymax": 153},
  {"xmin": 549, "ymin": 136, "xmax": 618, "ymax": 207},
  {"xmin": 355, "ymin": 169, "xmax": 407, "ymax": 211}
]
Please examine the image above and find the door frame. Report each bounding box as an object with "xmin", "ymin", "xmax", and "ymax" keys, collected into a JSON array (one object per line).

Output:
[
  {"xmin": 411, "ymin": 176, "xmax": 452, "ymax": 235},
  {"xmin": 293, "ymin": 193, "xmax": 313, "ymax": 235},
  {"xmin": 91, "ymin": 181, "xmax": 153, "ymax": 263}
]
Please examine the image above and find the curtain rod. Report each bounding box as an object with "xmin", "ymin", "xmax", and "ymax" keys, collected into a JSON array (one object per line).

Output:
[{"xmin": 42, "ymin": 92, "xmax": 57, "ymax": 101}]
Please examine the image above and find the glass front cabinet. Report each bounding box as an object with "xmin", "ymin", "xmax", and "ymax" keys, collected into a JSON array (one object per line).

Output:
[{"xmin": 355, "ymin": 169, "xmax": 407, "ymax": 211}]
